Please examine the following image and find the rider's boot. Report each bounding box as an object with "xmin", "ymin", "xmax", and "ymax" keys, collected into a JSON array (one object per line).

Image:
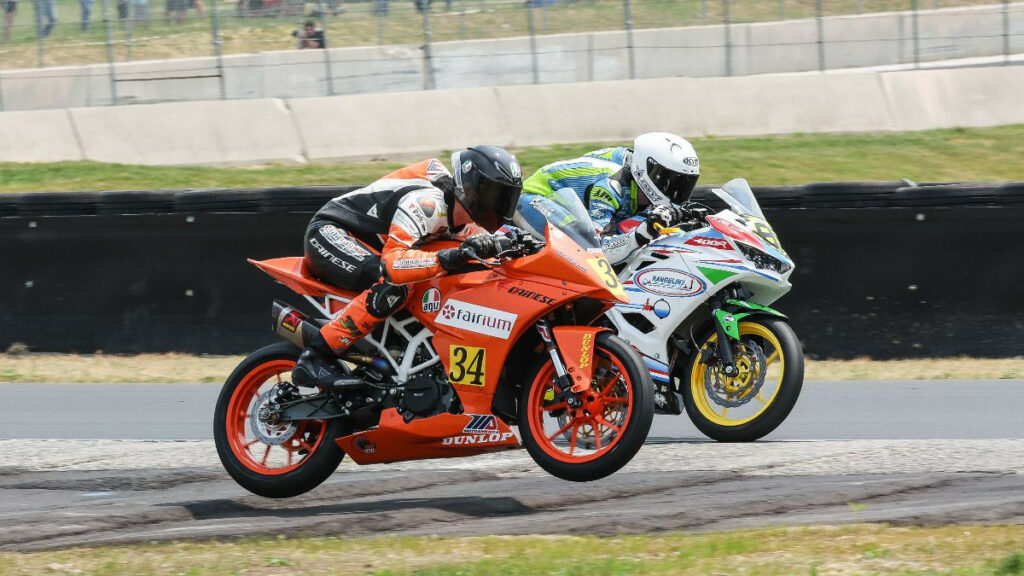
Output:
[
  {"xmin": 291, "ymin": 332, "xmax": 352, "ymax": 388},
  {"xmin": 291, "ymin": 290, "xmax": 381, "ymax": 388}
]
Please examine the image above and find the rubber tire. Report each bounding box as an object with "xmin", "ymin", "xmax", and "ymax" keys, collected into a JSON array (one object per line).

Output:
[
  {"xmin": 518, "ymin": 332, "xmax": 654, "ymax": 482},
  {"xmin": 213, "ymin": 341, "xmax": 348, "ymax": 498},
  {"xmin": 682, "ymin": 316, "xmax": 804, "ymax": 443}
]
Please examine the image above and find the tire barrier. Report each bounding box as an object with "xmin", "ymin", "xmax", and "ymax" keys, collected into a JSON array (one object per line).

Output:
[{"xmin": 1, "ymin": 182, "xmax": 1022, "ymax": 358}]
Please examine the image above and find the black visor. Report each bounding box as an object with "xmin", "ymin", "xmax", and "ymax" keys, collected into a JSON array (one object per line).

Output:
[
  {"xmin": 647, "ymin": 158, "xmax": 699, "ymax": 204},
  {"xmin": 471, "ymin": 178, "xmax": 522, "ymax": 232}
]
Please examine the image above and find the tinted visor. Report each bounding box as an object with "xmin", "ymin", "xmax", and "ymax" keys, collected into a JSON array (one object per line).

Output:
[
  {"xmin": 472, "ymin": 177, "xmax": 523, "ymax": 232},
  {"xmin": 647, "ymin": 158, "xmax": 699, "ymax": 203}
]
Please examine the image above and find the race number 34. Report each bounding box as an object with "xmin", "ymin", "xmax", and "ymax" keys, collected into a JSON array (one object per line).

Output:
[{"xmin": 448, "ymin": 345, "xmax": 486, "ymax": 387}]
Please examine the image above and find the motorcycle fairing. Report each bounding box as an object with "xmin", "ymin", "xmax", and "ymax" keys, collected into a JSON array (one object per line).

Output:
[{"xmin": 551, "ymin": 326, "xmax": 610, "ymax": 392}]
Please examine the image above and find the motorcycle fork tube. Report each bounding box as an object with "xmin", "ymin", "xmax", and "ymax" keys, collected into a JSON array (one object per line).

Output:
[
  {"xmin": 711, "ymin": 307, "xmax": 738, "ymax": 376},
  {"xmin": 535, "ymin": 320, "xmax": 582, "ymax": 408}
]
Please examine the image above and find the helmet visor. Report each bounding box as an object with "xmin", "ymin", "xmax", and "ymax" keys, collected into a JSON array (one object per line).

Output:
[
  {"xmin": 647, "ymin": 158, "xmax": 699, "ymax": 204},
  {"xmin": 473, "ymin": 177, "xmax": 523, "ymax": 232}
]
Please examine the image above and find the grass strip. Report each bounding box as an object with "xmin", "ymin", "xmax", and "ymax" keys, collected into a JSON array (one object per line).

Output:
[
  {"xmin": 2, "ymin": 126, "xmax": 1023, "ymax": 194},
  {"xmin": 1, "ymin": 524, "xmax": 1023, "ymax": 575},
  {"xmin": 1, "ymin": 353, "xmax": 1021, "ymax": 383}
]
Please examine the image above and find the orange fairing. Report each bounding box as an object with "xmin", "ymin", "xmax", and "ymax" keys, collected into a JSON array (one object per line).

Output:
[
  {"xmin": 336, "ymin": 409, "xmax": 519, "ymax": 465},
  {"xmin": 505, "ymin": 225, "xmax": 629, "ymax": 304},
  {"xmin": 552, "ymin": 326, "xmax": 610, "ymax": 393},
  {"xmin": 249, "ymin": 257, "xmax": 358, "ymax": 299}
]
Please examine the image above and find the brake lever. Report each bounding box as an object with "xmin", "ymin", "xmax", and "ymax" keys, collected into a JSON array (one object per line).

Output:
[{"xmin": 461, "ymin": 248, "xmax": 501, "ymax": 268}]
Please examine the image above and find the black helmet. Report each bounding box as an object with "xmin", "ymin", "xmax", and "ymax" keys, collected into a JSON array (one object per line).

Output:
[{"xmin": 450, "ymin": 145, "xmax": 523, "ymax": 233}]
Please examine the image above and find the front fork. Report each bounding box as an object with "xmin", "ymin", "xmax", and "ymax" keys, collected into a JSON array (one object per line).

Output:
[{"xmin": 536, "ymin": 319, "xmax": 583, "ymax": 409}]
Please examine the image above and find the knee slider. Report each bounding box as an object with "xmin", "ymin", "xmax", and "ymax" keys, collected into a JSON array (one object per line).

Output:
[{"xmin": 366, "ymin": 283, "xmax": 409, "ymax": 318}]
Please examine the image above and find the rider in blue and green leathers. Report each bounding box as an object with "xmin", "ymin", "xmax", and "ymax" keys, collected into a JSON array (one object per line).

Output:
[{"xmin": 513, "ymin": 132, "xmax": 703, "ymax": 264}]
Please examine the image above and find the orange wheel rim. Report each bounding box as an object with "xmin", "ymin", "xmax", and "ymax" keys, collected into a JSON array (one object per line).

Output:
[
  {"xmin": 527, "ymin": 347, "xmax": 633, "ymax": 464},
  {"xmin": 225, "ymin": 359, "xmax": 328, "ymax": 476}
]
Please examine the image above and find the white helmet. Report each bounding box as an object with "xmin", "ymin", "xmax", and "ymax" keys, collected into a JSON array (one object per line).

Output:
[{"xmin": 630, "ymin": 132, "xmax": 700, "ymax": 207}]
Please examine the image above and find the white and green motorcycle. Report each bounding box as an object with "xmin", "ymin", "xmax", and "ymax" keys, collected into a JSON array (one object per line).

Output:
[{"xmin": 524, "ymin": 178, "xmax": 804, "ymax": 442}]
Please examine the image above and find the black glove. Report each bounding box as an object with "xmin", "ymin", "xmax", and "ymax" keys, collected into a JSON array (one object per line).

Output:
[
  {"xmin": 635, "ymin": 204, "xmax": 674, "ymax": 244},
  {"xmin": 438, "ymin": 233, "xmax": 498, "ymax": 271}
]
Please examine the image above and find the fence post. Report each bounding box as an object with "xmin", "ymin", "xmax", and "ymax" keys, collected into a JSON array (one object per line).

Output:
[
  {"xmin": 211, "ymin": 0, "xmax": 226, "ymax": 99},
  {"xmin": 421, "ymin": 2, "xmax": 435, "ymax": 90},
  {"xmin": 623, "ymin": 0, "xmax": 635, "ymax": 79},
  {"xmin": 0, "ymin": 55, "xmax": 5, "ymax": 111},
  {"xmin": 587, "ymin": 33, "xmax": 594, "ymax": 82},
  {"xmin": 700, "ymin": 0, "xmax": 707, "ymax": 25},
  {"xmin": 1003, "ymin": 0, "xmax": 1010, "ymax": 65},
  {"xmin": 723, "ymin": 0, "xmax": 731, "ymax": 76},
  {"xmin": 816, "ymin": 0, "xmax": 824, "ymax": 72},
  {"xmin": 459, "ymin": 0, "xmax": 467, "ymax": 40},
  {"xmin": 377, "ymin": 1, "xmax": 384, "ymax": 45},
  {"xmin": 526, "ymin": 3, "xmax": 539, "ymax": 84},
  {"xmin": 101, "ymin": 0, "xmax": 119, "ymax": 104},
  {"xmin": 779, "ymin": 0, "xmax": 785, "ymax": 20},
  {"xmin": 911, "ymin": 0, "xmax": 919, "ymax": 69},
  {"xmin": 320, "ymin": 11, "xmax": 334, "ymax": 96},
  {"xmin": 856, "ymin": 0, "xmax": 862, "ymax": 13}
]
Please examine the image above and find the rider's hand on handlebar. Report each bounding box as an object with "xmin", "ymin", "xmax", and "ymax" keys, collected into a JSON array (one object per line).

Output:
[
  {"xmin": 639, "ymin": 205, "xmax": 675, "ymax": 240},
  {"xmin": 460, "ymin": 233, "xmax": 498, "ymax": 260}
]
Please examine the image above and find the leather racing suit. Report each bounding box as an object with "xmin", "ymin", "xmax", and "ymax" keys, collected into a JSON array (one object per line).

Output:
[{"xmin": 305, "ymin": 159, "xmax": 486, "ymax": 353}]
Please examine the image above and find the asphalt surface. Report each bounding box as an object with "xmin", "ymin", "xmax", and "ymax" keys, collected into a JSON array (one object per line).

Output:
[
  {"xmin": 1, "ymin": 380, "xmax": 1022, "ymax": 551},
  {"xmin": 5, "ymin": 380, "xmax": 1024, "ymax": 440}
]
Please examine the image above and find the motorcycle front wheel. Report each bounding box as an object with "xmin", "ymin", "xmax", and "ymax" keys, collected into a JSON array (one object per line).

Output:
[
  {"xmin": 213, "ymin": 342, "xmax": 348, "ymax": 498},
  {"xmin": 682, "ymin": 316, "xmax": 804, "ymax": 442},
  {"xmin": 518, "ymin": 332, "xmax": 654, "ymax": 482}
]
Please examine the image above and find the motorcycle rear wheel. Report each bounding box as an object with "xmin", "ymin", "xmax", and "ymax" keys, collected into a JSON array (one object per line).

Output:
[
  {"xmin": 518, "ymin": 332, "xmax": 654, "ymax": 482},
  {"xmin": 214, "ymin": 342, "xmax": 348, "ymax": 498},
  {"xmin": 682, "ymin": 317, "xmax": 803, "ymax": 442}
]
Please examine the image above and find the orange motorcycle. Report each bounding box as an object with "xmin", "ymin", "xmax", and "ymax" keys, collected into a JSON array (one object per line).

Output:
[{"xmin": 213, "ymin": 215, "xmax": 655, "ymax": 498}]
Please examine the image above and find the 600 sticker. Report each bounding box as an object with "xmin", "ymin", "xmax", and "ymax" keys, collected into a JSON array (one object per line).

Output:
[{"xmin": 448, "ymin": 345, "xmax": 486, "ymax": 387}]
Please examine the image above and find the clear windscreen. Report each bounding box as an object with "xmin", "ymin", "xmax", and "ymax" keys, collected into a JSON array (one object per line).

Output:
[
  {"xmin": 711, "ymin": 178, "xmax": 765, "ymax": 219},
  {"xmin": 514, "ymin": 187, "xmax": 602, "ymax": 250}
]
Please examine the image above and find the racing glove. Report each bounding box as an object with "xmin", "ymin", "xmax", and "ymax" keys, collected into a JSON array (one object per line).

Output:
[
  {"xmin": 634, "ymin": 204, "xmax": 675, "ymax": 245},
  {"xmin": 438, "ymin": 233, "xmax": 499, "ymax": 271}
]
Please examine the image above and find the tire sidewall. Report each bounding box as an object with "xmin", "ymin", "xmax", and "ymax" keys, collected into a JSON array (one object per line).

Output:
[
  {"xmin": 681, "ymin": 316, "xmax": 804, "ymax": 442},
  {"xmin": 213, "ymin": 341, "xmax": 347, "ymax": 498},
  {"xmin": 518, "ymin": 332, "xmax": 654, "ymax": 482}
]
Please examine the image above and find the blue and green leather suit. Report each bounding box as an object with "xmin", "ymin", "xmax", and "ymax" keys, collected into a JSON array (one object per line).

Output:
[{"xmin": 516, "ymin": 147, "xmax": 646, "ymax": 264}]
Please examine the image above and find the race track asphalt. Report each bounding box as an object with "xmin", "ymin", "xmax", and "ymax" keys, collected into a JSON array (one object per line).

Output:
[{"xmin": 1, "ymin": 380, "xmax": 1022, "ymax": 550}]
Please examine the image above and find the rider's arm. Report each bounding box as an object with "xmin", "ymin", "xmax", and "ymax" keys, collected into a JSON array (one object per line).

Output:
[
  {"xmin": 588, "ymin": 180, "xmax": 647, "ymax": 265},
  {"xmin": 379, "ymin": 189, "xmax": 451, "ymax": 285}
]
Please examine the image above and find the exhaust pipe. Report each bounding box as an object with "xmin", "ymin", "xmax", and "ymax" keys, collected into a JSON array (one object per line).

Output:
[{"xmin": 272, "ymin": 301, "xmax": 320, "ymax": 349}]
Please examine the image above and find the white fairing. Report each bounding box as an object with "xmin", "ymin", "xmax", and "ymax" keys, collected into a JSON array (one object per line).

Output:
[{"xmin": 607, "ymin": 179, "xmax": 794, "ymax": 375}]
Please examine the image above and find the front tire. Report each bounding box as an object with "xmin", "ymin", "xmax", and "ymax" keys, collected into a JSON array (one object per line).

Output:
[
  {"xmin": 518, "ymin": 332, "xmax": 654, "ymax": 482},
  {"xmin": 682, "ymin": 316, "xmax": 804, "ymax": 442},
  {"xmin": 213, "ymin": 342, "xmax": 348, "ymax": 498}
]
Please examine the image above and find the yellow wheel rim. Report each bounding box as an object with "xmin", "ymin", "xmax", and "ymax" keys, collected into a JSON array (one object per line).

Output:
[{"xmin": 690, "ymin": 321, "xmax": 785, "ymax": 427}]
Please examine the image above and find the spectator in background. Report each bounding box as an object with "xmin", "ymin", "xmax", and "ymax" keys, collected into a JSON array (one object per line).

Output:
[
  {"xmin": 33, "ymin": 0, "xmax": 57, "ymax": 37},
  {"xmin": 3, "ymin": 0, "xmax": 16, "ymax": 42},
  {"xmin": 294, "ymin": 20, "xmax": 325, "ymax": 49},
  {"xmin": 132, "ymin": 0, "xmax": 149, "ymax": 28},
  {"xmin": 79, "ymin": 0, "xmax": 92, "ymax": 30},
  {"xmin": 165, "ymin": 0, "xmax": 186, "ymax": 23}
]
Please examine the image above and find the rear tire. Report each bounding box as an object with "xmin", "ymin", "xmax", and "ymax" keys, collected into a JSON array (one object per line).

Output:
[
  {"xmin": 214, "ymin": 342, "xmax": 348, "ymax": 498},
  {"xmin": 682, "ymin": 317, "xmax": 803, "ymax": 442},
  {"xmin": 518, "ymin": 332, "xmax": 654, "ymax": 482}
]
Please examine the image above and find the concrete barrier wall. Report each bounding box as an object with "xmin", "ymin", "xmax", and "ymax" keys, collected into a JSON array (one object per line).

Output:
[
  {"xmin": 1, "ymin": 3, "xmax": 1021, "ymax": 112},
  {"xmin": 2, "ymin": 63, "xmax": 1023, "ymax": 165}
]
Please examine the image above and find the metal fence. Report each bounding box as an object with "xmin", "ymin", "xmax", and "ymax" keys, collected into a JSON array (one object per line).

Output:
[{"xmin": 0, "ymin": 0, "xmax": 1021, "ymax": 110}]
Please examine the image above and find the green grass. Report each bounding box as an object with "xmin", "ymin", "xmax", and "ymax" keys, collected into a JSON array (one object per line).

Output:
[
  {"xmin": 0, "ymin": 0, "xmax": 999, "ymax": 69},
  {"xmin": 1, "ymin": 125, "xmax": 1022, "ymax": 194},
  {"xmin": 1, "ymin": 524, "xmax": 1024, "ymax": 575}
]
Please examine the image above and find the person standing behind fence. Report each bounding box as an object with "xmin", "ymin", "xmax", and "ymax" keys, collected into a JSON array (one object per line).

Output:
[
  {"xmin": 33, "ymin": 0, "xmax": 57, "ymax": 37},
  {"xmin": 79, "ymin": 0, "xmax": 92, "ymax": 30},
  {"xmin": 3, "ymin": 0, "xmax": 16, "ymax": 41},
  {"xmin": 294, "ymin": 20, "xmax": 325, "ymax": 49}
]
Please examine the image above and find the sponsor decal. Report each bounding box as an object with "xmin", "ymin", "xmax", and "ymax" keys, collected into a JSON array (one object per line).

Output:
[
  {"xmin": 642, "ymin": 298, "xmax": 671, "ymax": 319},
  {"xmin": 436, "ymin": 299, "xmax": 518, "ymax": 339},
  {"xmin": 510, "ymin": 160, "xmax": 522, "ymax": 179},
  {"xmin": 685, "ymin": 236, "xmax": 732, "ymax": 250},
  {"xmin": 464, "ymin": 414, "xmax": 499, "ymax": 433},
  {"xmin": 602, "ymin": 233, "xmax": 631, "ymax": 250},
  {"xmin": 281, "ymin": 311, "xmax": 302, "ymax": 333},
  {"xmin": 462, "ymin": 160, "xmax": 473, "ymax": 173},
  {"xmin": 448, "ymin": 345, "xmax": 487, "ymax": 386},
  {"xmin": 354, "ymin": 438, "xmax": 376, "ymax": 454},
  {"xmin": 529, "ymin": 196, "xmax": 556, "ymax": 218},
  {"xmin": 367, "ymin": 204, "xmax": 379, "ymax": 218},
  {"xmin": 442, "ymin": 431, "xmax": 515, "ymax": 446},
  {"xmin": 579, "ymin": 333, "xmax": 593, "ymax": 369},
  {"xmin": 320, "ymin": 224, "xmax": 371, "ymax": 261},
  {"xmin": 392, "ymin": 257, "xmax": 436, "ymax": 270},
  {"xmin": 385, "ymin": 294, "xmax": 401, "ymax": 308},
  {"xmin": 418, "ymin": 196, "xmax": 437, "ymax": 218},
  {"xmin": 421, "ymin": 288, "xmax": 442, "ymax": 313},
  {"xmin": 309, "ymin": 238, "xmax": 356, "ymax": 273},
  {"xmin": 507, "ymin": 286, "xmax": 556, "ymax": 305},
  {"xmin": 633, "ymin": 268, "xmax": 706, "ymax": 297},
  {"xmin": 427, "ymin": 158, "xmax": 449, "ymax": 178},
  {"xmin": 682, "ymin": 156, "xmax": 699, "ymax": 167}
]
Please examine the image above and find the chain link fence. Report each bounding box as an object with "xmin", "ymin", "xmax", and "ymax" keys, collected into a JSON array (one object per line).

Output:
[{"xmin": 0, "ymin": 0, "xmax": 1021, "ymax": 109}]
